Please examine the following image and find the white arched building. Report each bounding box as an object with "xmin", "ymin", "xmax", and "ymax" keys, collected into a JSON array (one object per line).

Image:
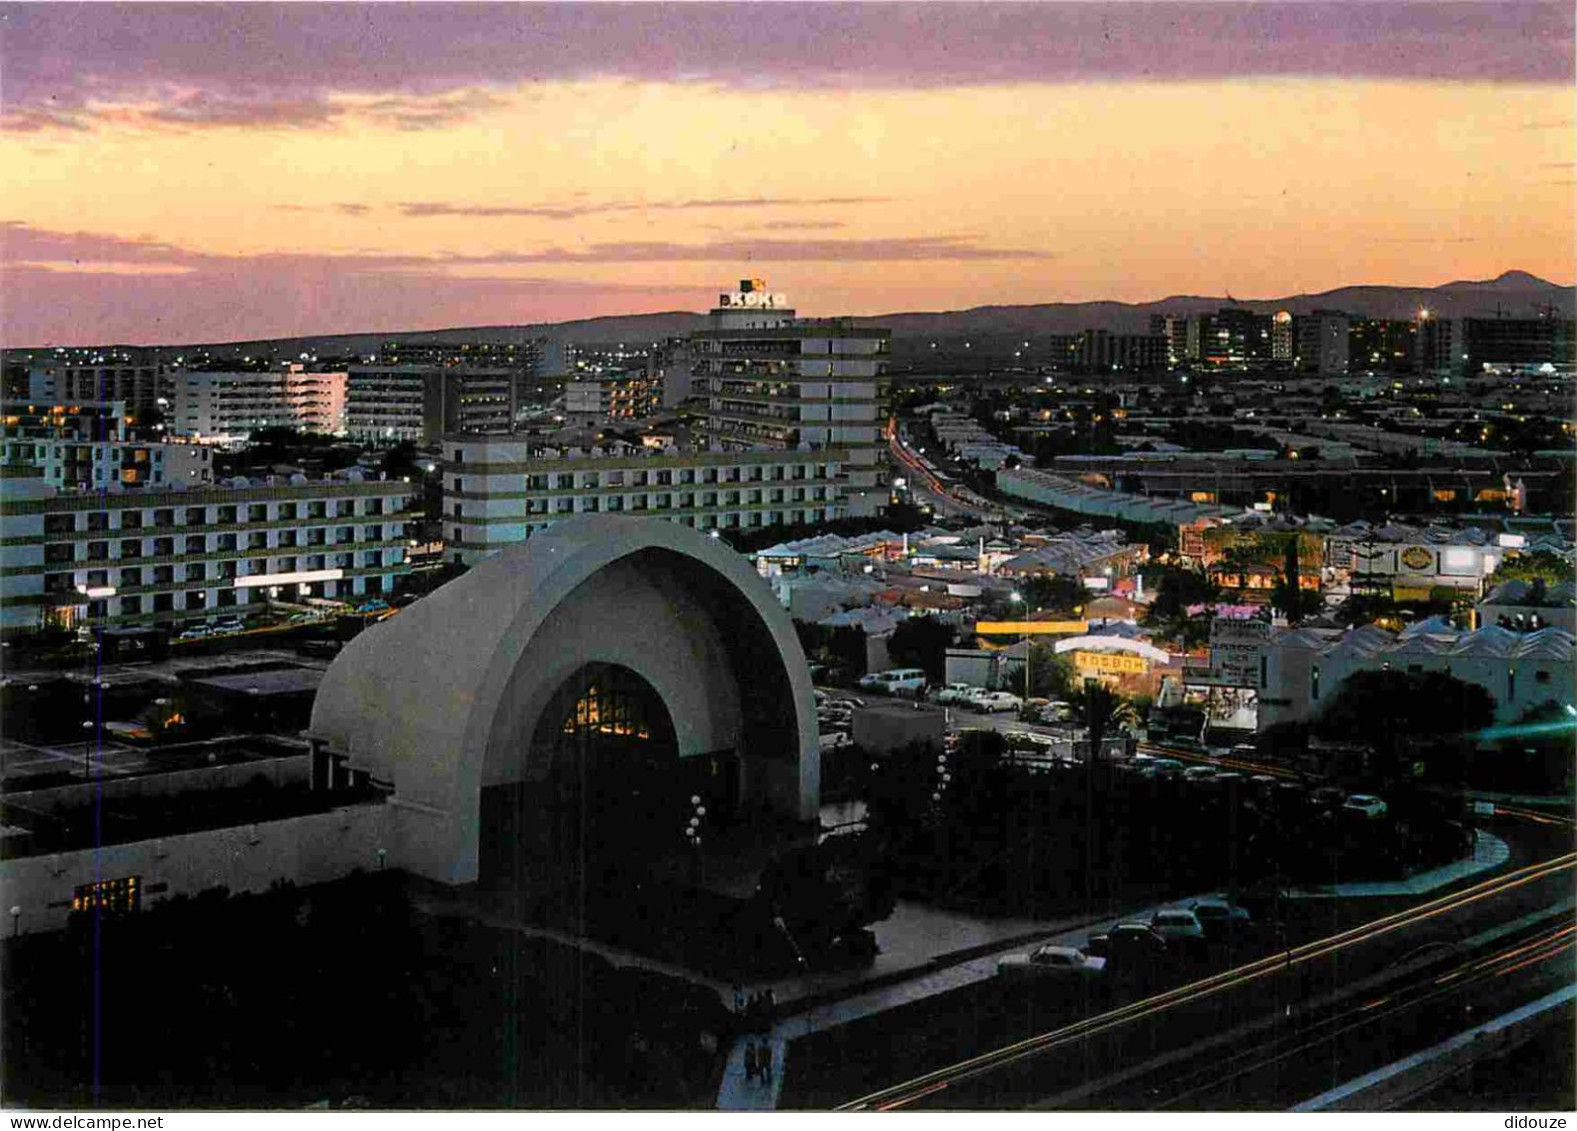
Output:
[{"xmin": 310, "ymin": 516, "xmax": 820, "ymax": 885}]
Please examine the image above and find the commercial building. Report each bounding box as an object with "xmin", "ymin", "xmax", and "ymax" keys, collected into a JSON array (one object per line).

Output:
[
  {"xmin": 1420, "ymin": 316, "xmax": 1577, "ymax": 378},
  {"xmin": 169, "ymin": 366, "xmax": 348, "ymax": 439},
  {"xmin": 343, "ymin": 366, "xmax": 529, "ymax": 444},
  {"xmin": 694, "ymin": 279, "xmax": 890, "ymax": 516},
  {"xmin": 1348, "ymin": 317, "xmax": 1418, "ymax": 373},
  {"xmin": 1, "ymin": 400, "xmax": 212, "ymax": 489},
  {"xmin": 376, "ymin": 337, "xmax": 567, "ymax": 377},
  {"xmin": 312, "ymin": 516, "xmax": 819, "ymax": 886},
  {"xmin": 1046, "ymin": 330, "xmax": 1167, "ymax": 373},
  {"xmin": 1149, "ymin": 314, "xmax": 1191, "ymax": 367},
  {"xmin": 25, "ymin": 348, "xmax": 167, "ymax": 416},
  {"xmin": 442, "ymin": 436, "xmax": 847, "ymax": 564},
  {"xmin": 1294, "ymin": 310, "xmax": 1351, "ymax": 375},
  {"xmin": 1258, "ymin": 622, "xmax": 1574, "ymax": 729},
  {"xmin": 1, "ymin": 471, "xmax": 414, "ymax": 632},
  {"xmin": 563, "ymin": 370, "xmax": 660, "ymax": 423},
  {"xmin": 1191, "ymin": 308, "xmax": 1275, "ymax": 368},
  {"xmin": 1321, "ymin": 520, "xmax": 1505, "ymax": 599}
]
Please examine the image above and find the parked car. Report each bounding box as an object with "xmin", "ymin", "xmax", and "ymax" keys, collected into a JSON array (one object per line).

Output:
[
  {"xmin": 1085, "ymin": 924, "xmax": 1168, "ymax": 971},
  {"xmin": 1231, "ymin": 743, "xmax": 1260, "ymax": 759},
  {"xmin": 970, "ymin": 690, "xmax": 1023, "ymax": 714},
  {"xmin": 1139, "ymin": 757, "xmax": 1184, "ymax": 779},
  {"xmin": 819, "ymin": 732, "xmax": 853, "ymax": 752},
  {"xmin": 355, "ymin": 598, "xmax": 391, "ymax": 614},
  {"xmin": 1312, "ymin": 786, "xmax": 1349, "ymax": 810},
  {"xmin": 857, "ymin": 668, "xmax": 927, "ymax": 697},
  {"xmin": 177, "ymin": 625, "xmax": 212, "ymax": 641},
  {"xmin": 1343, "ymin": 794, "xmax": 1388, "ymax": 819},
  {"xmin": 1182, "ymin": 765, "xmax": 1218, "ymax": 782},
  {"xmin": 1189, "ymin": 899, "xmax": 1253, "ymax": 940},
  {"xmin": 1148, "ymin": 908, "xmax": 1206, "ymax": 944},
  {"xmin": 933, "ymin": 683, "xmax": 981, "ymax": 706},
  {"xmin": 997, "ymin": 944, "xmax": 1105, "ymax": 980},
  {"xmin": 212, "ymin": 617, "xmax": 245, "ymax": 635}
]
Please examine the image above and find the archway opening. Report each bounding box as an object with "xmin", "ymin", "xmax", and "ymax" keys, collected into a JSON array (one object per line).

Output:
[{"xmin": 478, "ymin": 662, "xmax": 737, "ymax": 896}]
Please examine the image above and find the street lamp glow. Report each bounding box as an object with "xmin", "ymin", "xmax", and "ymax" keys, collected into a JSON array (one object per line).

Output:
[{"xmin": 1010, "ymin": 591, "xmax": 1023, "ymax": 602}]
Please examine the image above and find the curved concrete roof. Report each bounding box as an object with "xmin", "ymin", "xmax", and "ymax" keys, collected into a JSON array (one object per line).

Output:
[{"xmin": 310, "ymin": 515, "xmax": 819, "ymax": 883}]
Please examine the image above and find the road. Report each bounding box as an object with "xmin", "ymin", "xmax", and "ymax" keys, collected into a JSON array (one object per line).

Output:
[
  {"xmin": 888, "ymin": 429, "xmax": 1016, "ymax": 522},
  {"xmin": 783, "ymin": 832, "xmax": 1574, "ymax": 1111}
]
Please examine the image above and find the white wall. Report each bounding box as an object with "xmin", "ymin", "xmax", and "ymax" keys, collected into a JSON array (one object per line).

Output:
[{"xmin": 0, "ymin": 802, "xmax": 388, "ymax": 936}]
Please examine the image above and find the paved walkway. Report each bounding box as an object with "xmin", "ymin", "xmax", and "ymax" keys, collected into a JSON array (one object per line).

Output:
[{"xmin": 1286, "ymin": 830, "xmax": 1510, "ymax": 899}]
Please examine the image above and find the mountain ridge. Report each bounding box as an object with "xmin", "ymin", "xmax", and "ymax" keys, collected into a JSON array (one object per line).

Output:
[{"xmin": 11, "ymin": 271, "xmax": 1571, "ymax": 356}]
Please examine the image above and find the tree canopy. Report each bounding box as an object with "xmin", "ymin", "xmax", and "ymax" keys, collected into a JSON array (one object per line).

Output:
[
  {"xmin": 1315, "ymin": 669, "xmax": 1494, "ymax": 746},
  {"xmin": 886, "ymin": 615, "xmax": 956, "ymax": 682}
]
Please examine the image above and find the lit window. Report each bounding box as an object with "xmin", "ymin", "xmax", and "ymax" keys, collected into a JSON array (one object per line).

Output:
[{"xmin": 72, "ymin": 876, "xmax": 140, "ymax": 914}]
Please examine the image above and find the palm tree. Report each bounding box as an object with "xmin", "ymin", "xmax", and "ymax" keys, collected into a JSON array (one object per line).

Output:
[{"xmin": 1070, "ymin": 679, "xmax": 1138, "ymax": 761}]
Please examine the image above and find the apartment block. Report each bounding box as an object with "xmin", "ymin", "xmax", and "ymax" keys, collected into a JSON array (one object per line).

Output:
[
  {"xmin": 1, "ymin": 472, "xmax": 415, "ymax": 632},
  {"xmin": 442, "ymin": 435, "xmax": 847, "ymax": 565}
]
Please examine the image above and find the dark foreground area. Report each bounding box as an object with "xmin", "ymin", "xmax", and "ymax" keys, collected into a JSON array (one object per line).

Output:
[{"xmin": 1, "ymin": 872, "xmax": 731, "ymax": 1110}]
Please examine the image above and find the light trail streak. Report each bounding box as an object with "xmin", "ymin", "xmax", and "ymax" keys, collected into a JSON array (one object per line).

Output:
[{"xmin": 838, "ymin": 852, "xmax": 1577, "ymax": 1111}]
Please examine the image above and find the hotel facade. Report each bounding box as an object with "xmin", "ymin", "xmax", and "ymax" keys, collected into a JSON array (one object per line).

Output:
[{"xmin": 1, "ymin": 472, "xmax": 415, "ymax": 632}]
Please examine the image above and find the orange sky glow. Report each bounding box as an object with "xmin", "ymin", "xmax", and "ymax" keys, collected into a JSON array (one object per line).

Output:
[{"xmin": 4, "ymin": 3, "xmax": 1573, "ymax": 343}]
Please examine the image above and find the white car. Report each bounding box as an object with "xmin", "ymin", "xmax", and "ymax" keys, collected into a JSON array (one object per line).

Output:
[
  {"xmin": 970, "ymin": 691, "xmax": 1023, "ymax": 714},
  {"xmin": 857, "ymin": 669, "xmax": 927, "ymax": 697},
  {"xmin": 933, "ymin": 683, "xmax": 982, "ymax": 705},
  {"xmin": 1343, "ymin": 794, "xmax": 1388, "ymax": 819},
  {"xmin": 177, "ymin": 625, "xmax": 212, "ymax": 641},
  {"xmin": 996, "ymin": 944, "xmax": 1105, "ymax": 980},
  {"xmin": 818, "ymin": 732, "xmax": 853, "ymax": 752},
  {"xmin": 1148, "ymin": 908, "xmax": 1206, "ymax": 943}
]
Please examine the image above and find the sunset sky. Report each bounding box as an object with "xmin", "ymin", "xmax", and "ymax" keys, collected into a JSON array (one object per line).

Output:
[{"xmin": 3, "ymin": 1, "xmax": 1573, "ymax": 345}]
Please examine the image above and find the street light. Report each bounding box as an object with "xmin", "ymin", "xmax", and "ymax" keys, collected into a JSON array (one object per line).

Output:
[
  {"xmin": 1009, "ymin": 592, "xmax": 1030, "ymax": 702},
  {"xmin": 8, "ymin": 906, "xmax": 18, "ymax": 938}
]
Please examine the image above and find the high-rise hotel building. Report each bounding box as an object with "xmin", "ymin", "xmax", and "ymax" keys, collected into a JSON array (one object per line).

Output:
[
  {"xmin": 441, "ymin": 280, "xmax": 893, "ymax": 563},
  {"xmin": 694, "ymin": 279, "xmax": 890, "ymax": 517}
]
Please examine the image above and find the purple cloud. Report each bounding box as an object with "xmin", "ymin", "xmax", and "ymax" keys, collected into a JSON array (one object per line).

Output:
[
  {"xmin": 398, "ymin": 196, "xmax": 889, "ymax": 221},
  {"xmin": 4, "ymin": 222, "xmax": 1043, "ymax": 272},
  {"xmin": 3, "ymin": 3, "xmax": 1570, "ymax": 133},
  {"xmin": 2, "ymin": 220, "xmax": 1051, "ymax": 341}
]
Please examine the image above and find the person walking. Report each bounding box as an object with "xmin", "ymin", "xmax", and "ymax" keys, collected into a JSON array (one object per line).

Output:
[
  {"xmin": 744, "ymin": 1040, "xmax": 757, "ymax": 1083},
  {"xmin": 732, "ymin": 983, "xmax": 744, "ymax": 1015},
  {"xmin": 762, "ymin": 1041, "xmax": 773, "ymax": 1083}
]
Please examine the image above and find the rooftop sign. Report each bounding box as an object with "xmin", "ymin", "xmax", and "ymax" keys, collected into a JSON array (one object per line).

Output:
[{"xmin": 719, "ymin": 290, "xmax": 789, "ymax": 310}]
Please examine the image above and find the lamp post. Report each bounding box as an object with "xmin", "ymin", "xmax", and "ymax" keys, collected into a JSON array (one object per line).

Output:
[
  {"xmin": 9, "ymin": 906, "xmax": 20, "ymax": 938},
  {"xmin": 1009, "ymin": 591, "xmax": 1030, "ymax": 704}
]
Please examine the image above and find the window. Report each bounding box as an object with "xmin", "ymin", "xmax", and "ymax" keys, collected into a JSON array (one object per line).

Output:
[
  {"xmin": 278, "ymin": 503, "xmax": 298, "ymax": 520},
  {"xmin": 336, "ymin": 500, "xmax": 355, "ymax": 518},
  {"xmin": 452, "ymin": 478, "xmax": 464, "ymax": 494},
  {"xmin": 88, "ymin": 512, "xmax": 109, "ymax": 531},
  {"xmin": 72, "ymin": 876, "xmax": 141, "ymax": 914},
  {"xmin": 120, "ymin": 511, "xmax": 143, "ymax": 530},
  {"xmin": 248, "ymin": 504, "xmax": 268, "ymax": 522},
  {"xmin": 87, "ymin": 541, "xmax": 108, "ymax": 560},
  {"xmin": 218, "ymin": 506, "xmax": 238, "ymax": 524},
  {"xmin": 119, "ymin": 539, "xmax": 143, "ymax": 560},
  {"xmin": 185, "ymin": 507, "xmax": 208, "ymax": 525},
  {"xmin": 185, "ymin": 535, "xmax": 206, "ymax": 553},
  {"xmin": 153, "ymin": 509, "xmax": 174, "ymax": 527},
  {"xmin": 120, "ymin": 567, "xmax": 142, "ymax": 587},
  {"xmin": 120, "ymin": 595, "xmax": 142, "ymax": 615}
]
